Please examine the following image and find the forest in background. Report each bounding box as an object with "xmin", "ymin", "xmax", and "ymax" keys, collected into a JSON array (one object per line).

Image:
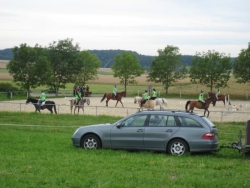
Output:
[{"xmin": 0, "ymin": 48, "xmax": 194, "ymax": 68}]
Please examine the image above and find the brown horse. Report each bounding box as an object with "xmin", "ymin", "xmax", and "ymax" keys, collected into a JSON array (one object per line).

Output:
[
  {"xmin": 100, "ymin": 91, "xmax": 126, "ymax": 107},
  {"xmin": 134, "ymin": 97, "xmax": 155, "ymax": 111},
  {"xmin": 208, "ymin": 92, "xmax": 231, "ymax": 106},
  {"xmin": 185, "ymin": 97, "xmax": 216, "ymax": 117}
]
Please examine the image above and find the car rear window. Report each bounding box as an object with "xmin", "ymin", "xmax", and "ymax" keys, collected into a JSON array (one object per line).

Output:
[{"xmin": 201, "ymin": 117, "xmax": 216, "ymax": 128}]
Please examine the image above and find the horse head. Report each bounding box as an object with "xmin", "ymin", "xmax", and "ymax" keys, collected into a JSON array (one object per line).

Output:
[
  {"xmin": 26, "ymin": 97, "xmax": 32, "ymax": 104},
  {"xmin": 134, "ymin": 96, "xmax": 141, "ymax": 104}
]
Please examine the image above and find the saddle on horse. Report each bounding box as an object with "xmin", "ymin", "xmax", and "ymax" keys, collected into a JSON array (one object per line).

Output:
[{"xmin": 198, "ymin": 100, "xmax": 206, "ymax": 108}]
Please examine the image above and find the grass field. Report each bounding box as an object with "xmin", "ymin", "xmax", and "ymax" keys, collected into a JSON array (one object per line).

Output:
[{"xmin": 0, "ymin": 112, "xmax": 249, "ymax": 187}]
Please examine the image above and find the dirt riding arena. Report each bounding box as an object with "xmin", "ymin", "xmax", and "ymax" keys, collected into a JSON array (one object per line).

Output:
[{"xmin": 0, "ymin": 97, "xmax": 250, "ymax": 122}]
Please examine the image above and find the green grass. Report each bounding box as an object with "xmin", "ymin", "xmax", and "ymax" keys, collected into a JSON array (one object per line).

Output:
[{"xmin": 0, "ymin": 112, "xmax": 249, "ymax": 187}]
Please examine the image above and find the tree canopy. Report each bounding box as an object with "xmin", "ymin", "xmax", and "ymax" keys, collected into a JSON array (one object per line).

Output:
[
  {"xmin": 147, "ymin": 45, "xmax": 187, "ymax": 94},
  {"xmin": 73, "ymin": 50, "xmax": 101, "ymax": 86},
  {"xmin": 46, "ymin": 38, "xmax": 80, "ymax": 91},
  {"xmin": 112, "ymin": 51, "xmax": 144, "ymax": 94},
  {"xmin": 189, "ymin": 50, "xmax": 232, "ymax": 92},
  {"xmin": 233, "ymin": 44, "xmax": 250, "ymax": 84},
  {"xmin": 6, "ymin": 44, "xmax": 52, "ymax": 92}
]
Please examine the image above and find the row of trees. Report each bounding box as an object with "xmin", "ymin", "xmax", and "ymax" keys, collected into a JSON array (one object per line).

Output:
[
  {"xmin": 7, "ymin": 38, "xmax": 101, "ymax": 92},
  {"xmin": 6, "ymin": 38, "xmax": 250, "ymax": 95}
]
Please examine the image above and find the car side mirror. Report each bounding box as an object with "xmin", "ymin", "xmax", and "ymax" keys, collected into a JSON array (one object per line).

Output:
[{"xmin": 116, "ymin": 123, "xmax": 122, "ymax": 128}]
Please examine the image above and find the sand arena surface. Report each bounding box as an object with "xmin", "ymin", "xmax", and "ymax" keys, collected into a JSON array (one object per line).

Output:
[{"xmin": 0, "ymin": 97, "xmax": 250, "ymax": 122}]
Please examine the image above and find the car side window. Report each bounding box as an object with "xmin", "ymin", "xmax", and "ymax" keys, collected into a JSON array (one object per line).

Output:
[
  {"xmin": 178, "ymin": 117, "xmax": 203, "ymax": 127},
  {"xmin": 148, "ymin": 115, "xmax": 167, "ymax": 127},
  {"xmin": 121, "ymin": 115, "xmax": 148, "ymax": 127},
  {"xmin": 166, "ymin": 116, "xmax": 177, "ymax": 127}
]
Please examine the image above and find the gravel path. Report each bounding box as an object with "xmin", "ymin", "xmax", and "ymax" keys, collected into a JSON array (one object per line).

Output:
[{"xmin": 1, "ymin": 97, "xmax": 250, "ymax": 122}]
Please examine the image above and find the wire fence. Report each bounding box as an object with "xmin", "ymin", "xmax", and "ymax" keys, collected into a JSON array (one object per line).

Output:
[{"xmin": 1, "ymin": 101, "xmax": 250, "ymax": 123}]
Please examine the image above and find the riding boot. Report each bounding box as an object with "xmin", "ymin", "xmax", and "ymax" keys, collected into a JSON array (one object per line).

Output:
[{"xmin": 202, "ymin": 102, "xmax": 206, "ymax": 108}]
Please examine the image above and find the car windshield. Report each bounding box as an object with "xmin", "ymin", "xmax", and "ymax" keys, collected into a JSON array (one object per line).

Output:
[{"xmin": 201, "ymin": 117, "xmax": 216, "ymax": 128}]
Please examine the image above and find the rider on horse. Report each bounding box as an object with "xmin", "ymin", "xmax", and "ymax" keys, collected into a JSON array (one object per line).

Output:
[
  {"xmin": 141, "ymin": 90, "xmax": 149, "ymax": 107},
  {"xmin": 150, "ymin": 88, "xmax": 157, "ymax": 100},
  {"xmin": 113, "ymin": 85, "xmax": 117, "ymax": 99},
  {"xmin": 75, "ymin": 88, "xmax": 82, "ymax": 105},
  {"xmin": 38, "ymin": 90, "xmax": 46, "ymax": 110},
  {"xmin": 216, "ymin": 86, "xmax": 220, "ymax": 100},
  {"xmin": 198, "ymin": 90, "xmax": 206, "ymax": 108}
]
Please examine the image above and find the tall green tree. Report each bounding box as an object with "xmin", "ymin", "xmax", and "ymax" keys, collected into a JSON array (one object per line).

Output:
[
  {"xmin": 112, "ymin": 51, "xmax": 144, "ymax": 95},
  {"xmin": 233, "ymin": 44, "xmax": 250, "ymax": 84},
  {"xmin": 73, "ymin": 51, "xmax": 101, "ymax": 85},
  {"xmin": 147, "ymin": 45, "xmax": 187, "ymax": 94},
  {"xmin": 46, "ymin": 38, "xmax": 80, "ymax": 92},
  {"xmin": 189, "ymin": 50, "xmax": 231, "ymax": 92},
  {"xmin": 6, "ymin": 44, "xmax": 52, "ymax": 92}
]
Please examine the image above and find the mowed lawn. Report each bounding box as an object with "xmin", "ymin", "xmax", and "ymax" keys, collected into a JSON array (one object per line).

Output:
[{"xmin": 0, "ymin": 112, "xmax": 250, "ymax": 188}]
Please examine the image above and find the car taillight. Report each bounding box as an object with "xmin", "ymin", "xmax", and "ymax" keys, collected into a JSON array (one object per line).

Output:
[{"xmin": 202, "ymin": 132, "xmax": 215, "ymax": 140}]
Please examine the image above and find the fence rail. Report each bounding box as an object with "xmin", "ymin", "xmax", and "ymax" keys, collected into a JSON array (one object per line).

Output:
[{"xmin": 1, "ymin": 101, "xmax": 250, "ymax": 123}]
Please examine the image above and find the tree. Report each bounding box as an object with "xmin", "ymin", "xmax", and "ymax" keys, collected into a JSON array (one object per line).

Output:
[
  {"xmin": 233, "ymin": 43, "xmax": 250, "ymax": 84},
  {"xmin": 6, "ymin": 44, "xmax": 52, "ymax": 92},
  {"xmin": 147, "ymin": 45, "xmax": 187, "ymax": 94},
  {"xmin": 189, "ymin": 50, "xmax": 231, "ymax": 92},
  {"xmin": 73, "ymin": 51, "xmax": 101, "ymax": 85},
  {"xmin": 112, "ymin": 51, "xmax": 144, "ymax": 95},
  {"xmin": 46, "ymin": 38, "xmax": 80, "ymax": 92}
]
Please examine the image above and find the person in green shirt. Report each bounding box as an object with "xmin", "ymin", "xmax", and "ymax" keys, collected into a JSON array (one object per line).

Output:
[
  {"xmin": 141, "ymin": 90, "xmax": 149, "ymax": 106},
  {"xmin": 38, "ymin": 90, "xmax": 46, "ymax": 110},
  {"xmin": 198, "ymin": 90, "xmax": 206, "ymax": 108},
  {"xmin": 216, "ymin": 86, "xmax": 220, "ymax": 100},
  {"xmin": 150, "ymin": 88, "xmax": 157, "ymax": 100},
  {"xmin": 113, "ymin": 85, "xmax": 117, "ymax": 99},
  {"xmin": 75, "ymin": 88, "xmax": 82, "ymax": 105}
]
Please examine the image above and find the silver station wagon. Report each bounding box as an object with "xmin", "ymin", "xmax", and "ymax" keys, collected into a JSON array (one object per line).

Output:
[{"xmin": 72, "ymin": 111, "xmax": 219, "ymax": 155}]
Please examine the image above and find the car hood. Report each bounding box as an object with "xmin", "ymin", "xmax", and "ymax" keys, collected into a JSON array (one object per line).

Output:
[{"xmin": 78, "ymin": 123, "xmax": 114, "ymax": 129}]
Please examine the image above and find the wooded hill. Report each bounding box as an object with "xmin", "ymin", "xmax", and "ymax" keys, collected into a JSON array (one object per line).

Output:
[{"xmin": 0, "ymin": 48, "xmax": 197, "ymax": 68}]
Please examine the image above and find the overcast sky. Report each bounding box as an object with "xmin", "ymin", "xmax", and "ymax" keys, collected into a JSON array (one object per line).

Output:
[{"xmin": 1, "ymin": 0, "xmax": 249, "ymax": 57}]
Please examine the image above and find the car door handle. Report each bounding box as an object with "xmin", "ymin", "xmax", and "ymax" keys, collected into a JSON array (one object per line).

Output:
[
  {"xmin": 137, "ymin": 129, "xmax": 144, "ymax": 132},
  {"xmin": 166, "ymin": 129, "xmax": 173, "ymax": 132}
]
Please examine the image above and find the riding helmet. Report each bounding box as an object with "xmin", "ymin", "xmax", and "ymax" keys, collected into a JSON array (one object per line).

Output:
[
  {"xmin": 145, "ymin": 90, "xmax": 147, "ymax": 92},
  {"xmin": 201, "ymin": 90, "xmax": 203, "ymax": 93}
]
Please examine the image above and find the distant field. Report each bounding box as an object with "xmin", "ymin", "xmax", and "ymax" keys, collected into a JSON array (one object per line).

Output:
[{"xmin": 0, "ymin": 60, "xmax": 249, "ymax": 99}]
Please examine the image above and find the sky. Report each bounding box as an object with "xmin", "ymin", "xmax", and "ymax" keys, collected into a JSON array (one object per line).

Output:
[{"xmin": 1, "ymin": 0, "xmax": 250, "ymax": 57}]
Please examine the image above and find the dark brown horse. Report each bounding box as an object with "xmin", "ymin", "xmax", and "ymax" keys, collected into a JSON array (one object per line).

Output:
[
  {"xmin": 185, "ymin": 97, "xmax": 216, "ymax": 117},
  {"xmin": 208, "ymin": 92, "xmax": 231, "ymax": 106},
  {"xmin": 26, "ymin": 97, "xmax": 57, "ymax": 114},
  {"xmin": 100, "ymin": 91, "xmax": 126, "ymax": 107}
]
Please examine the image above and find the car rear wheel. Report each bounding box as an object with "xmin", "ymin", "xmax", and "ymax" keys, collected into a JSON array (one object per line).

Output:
[
  {"xmin": 168, "ymin": 139, "xmax": 188, "ymax": 156},
  {"xmin": 81, "ymin": 134, "xmax": 101, "ymax": 149}
]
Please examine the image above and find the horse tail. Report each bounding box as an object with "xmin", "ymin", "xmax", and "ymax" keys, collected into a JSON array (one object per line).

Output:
[
  {"xmin": 100, "ymin": 93, "xmax": 106, "ymax": 102},
  {"xmin": 162, "ymin": 98, "xmax": 168, "ymax": 107},
  {"xmin": 185, "ymin": 101, "xmax": 191, "ymax": 111},
  {"xmin": 53, "ymin": 102, "xmax": 57, "ymax": 114}
]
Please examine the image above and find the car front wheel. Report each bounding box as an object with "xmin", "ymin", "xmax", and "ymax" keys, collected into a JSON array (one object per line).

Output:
[
  {"xmin": 168, "ymin": 139, "xmax": 188, "ymax": 156},
  {"xmin": 81, "ymin": 134, "xmax": 101, "ymax": 149}
]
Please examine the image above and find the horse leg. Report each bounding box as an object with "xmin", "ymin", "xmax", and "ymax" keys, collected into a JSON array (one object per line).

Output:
[
  {"xmin": 118, "ymin": 100, "xmax": 124, "ymax": 107},
  {"xmin": 106, "ymin": 99, "xmax": 110, "ymax": 107}
]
